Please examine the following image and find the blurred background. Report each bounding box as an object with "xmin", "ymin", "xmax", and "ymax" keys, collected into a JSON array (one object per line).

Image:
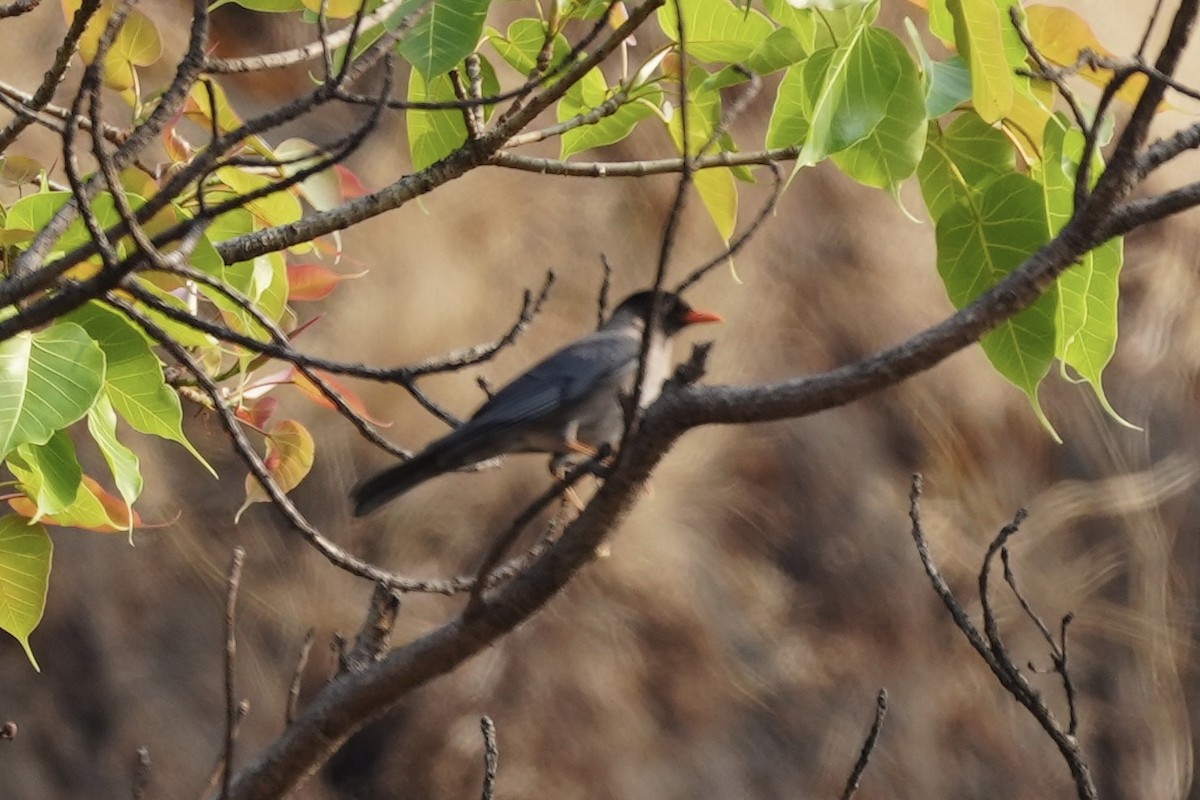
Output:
[{"xmin": 2, "ymin": 1, "xmax": 1199, "ymax": 797}]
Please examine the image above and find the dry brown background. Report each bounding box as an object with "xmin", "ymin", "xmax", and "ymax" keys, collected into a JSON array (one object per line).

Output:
[{"xmin": 2, "ymin": 1, "xmax": 1200, "ymax": 798}]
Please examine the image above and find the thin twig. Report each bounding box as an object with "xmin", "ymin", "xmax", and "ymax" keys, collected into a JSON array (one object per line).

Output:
[
  {"xmin": 480, "ymin": 716, "xmax": 499, "ymax": 800},
  {"xmin": 1009, "ymin": 7, "xmax": 1088, "ymax": 133},
  {"xmin": 467, "ymin": 450, "xmax": 609, "ymax": 614},
  {"xmin": 204, "ymin": 0, "xmax": 413, "ymax": 73},
  {"xmin": 221, "ymin": 546, "xmax": 247, "ymax": 800},
  {"xmin": 840, "ymin": 690, "xmax": 888, "ymax": 800},
  {"xmin": 597, "ymin": 254, "xmax": 614, "ymax": 329},
  {"xmin": 131, "ymin": 746, "xmax": 151, "ymax": 800},
  {"xmin": 286, "ymin": 629, "xmax": 316, "ymax": 726},
  {"xmin": 676, "ymin": 162, "xmax": 784, "ymax": 292},
  {"xmin": 624, "ymin": 0, "xmax": 692, "ymax": 442}
]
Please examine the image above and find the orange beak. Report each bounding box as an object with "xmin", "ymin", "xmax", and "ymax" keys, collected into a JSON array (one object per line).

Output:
[{"xmin": 681, "ymin": 308, "xmax": 723, "ymax": 326}]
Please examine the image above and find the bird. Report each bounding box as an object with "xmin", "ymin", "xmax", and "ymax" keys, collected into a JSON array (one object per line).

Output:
[{"xmin": 351, "ymin": 289, "xmax": 722, "ymax": 516}]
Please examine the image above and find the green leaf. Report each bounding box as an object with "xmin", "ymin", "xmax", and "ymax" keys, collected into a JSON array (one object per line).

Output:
[
  {"xmin": 14, "ymin": 431, "xmax": 81, "ymax": 519},
  {"xmin": 745, "ymin": 26, "xmax": 807, "ymax": 74},
  {"xmin": 658, "ymin": 0, "xmax": 775, "ymax": 64},
  {"xmin": 0, "ymin": 323, "xmax": 105, "ymax": 461},
  {"xmin": 925, "ymin": 0, "xmax": 956, "ymax": 45},
  {"xmin": 904, "ymin": 18, "xmax": 972, "ymax": 118},
  {"xmin": 829, "ymin": 28, "xmax": 927, "ymax": 195},
  {"xmin": 765, "ymin": 61, "xmax": 810, "ymax": 149},
  {"xmin": 489, "ymin": 19, "xmax": 570, "ymax": 77},
  {"xmin": 936, "ymin": 173, "xmax": 1058, "ymax": 434},
  {"xmin": 1036, "ymin": 116, "xmax": 1128, "ymax": 424},
  {"xmin": 64, "ymin": 302, "xmax": 214, "ymax": 476},
  {"xmin": 398, "ymin": 0, "xmax": 490, "ymax": 78},
  {"xmin": 762, "ymin": 0, "xmax": 878, "ymax": 53},
  {"xmin": 917, "ymin": 111, "xmax": 1013, "ymax": 221},
  {"xmin": 214, "ymin": 167, "xmax": 304, "ymax": 232},
  {"xmin": 87, "ymin": 393, "xmax": 143, "ymax": 533},
  {"xmin": 772, "ymin": 8, "xmax": 897, "ymax": 172},
  {"xmin": 559, "ymin": 78, "xmax": 661, "ymax": 159},
  {"xmin": 666, "ymin": 68, "xmax": 737, "ymax": 241},
  {"xmin": 407, "ymin": 69, "xmax": 467, "ymax": 170},
  {"xmin": 926, "ymin": 55, "xmax": 972, "ymax": 118},
  {"xmin": 693, "ymin": 165, "xmax": 738, "ymax": 241},
  {"xmin": 948, "ymin": 0, "xmax": 1026, "ymax": 123},
  {"xmin": 3, "ymin": 191, "xmax": 70, "ymax": 245},
  {"xmin": 0, "ymin": 516, "xmax": 51, "ymax": 671}
]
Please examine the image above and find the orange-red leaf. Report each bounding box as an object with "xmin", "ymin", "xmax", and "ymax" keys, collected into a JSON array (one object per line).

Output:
[
  {"xmin": 236, "ymin": 396, "xmax": 278, "ymax": 430},
  {"xmin": 335, "ymin": 164, "xmax": 370, "ymax": 198},
  {"xmin": 9, "ymin": 476, "xmax": 143, "ymax": 534},
  {"xmin": 236, "ymin": 420, "xmax": 315, "ymax": 522},
  {"xmin": 286, "ymin": 262, "xmax": 367, "ymax": 302},
  {"xmin": 291, "ymin": 368, "xmax": 391, "ymax": 426}
]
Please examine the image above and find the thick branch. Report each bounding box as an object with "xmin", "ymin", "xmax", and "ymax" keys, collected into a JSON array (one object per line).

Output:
[{"xmin": 222, "ymin": 144, "xmax": 1116, "ymax": 799}]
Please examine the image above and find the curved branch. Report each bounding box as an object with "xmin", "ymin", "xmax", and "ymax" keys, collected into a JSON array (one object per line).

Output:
[
  {"xmin": 203, "ymin": 0, "xmax": 412, "ymax": 74},
  {"xmin": 213, "ymin": 0, "xmax": 666, "ymax": 265},
  {"xmin": 221, "ymin": 151, "xmax": 1117, "ymax": 800}
]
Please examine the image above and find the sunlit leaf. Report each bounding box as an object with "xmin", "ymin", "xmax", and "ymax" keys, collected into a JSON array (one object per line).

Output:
[
  {"xmin": 0, "ymin": 516, "xmax": 51, "ymax": 671},
  {"xmin": 917, "ymin": 110, "xmax": 1013, "ymax": 220},
  {"xmin": 1025, "ymin": 4, "xmax": 1150, "ymax": 106},
  {"xmin": 14, "ymin": 431, "xmax": 82, "ymax": 520},
  {"xmin": 86, "ymin": 393, "xmax": 143, "ymax": 534},
  {"xmin": 64, "ymin": 303, "xmax": 215, "ymax": 475},
  {"xmin": 658, "ymin": 0, "xmax": 775, "ymax": 63},
  {"xmin": 407, "ymin": 70, "xmax": 467, "ymax": 170},
  {"xmin": 1035, "ymin": 115, "xmax": 1129, "ymax": 425},
  {"xmin": 935, "ymin": 172, "xmax": 1058, "ymax": 435},
  {"xmin": 948, "ymin": 0, "xmax": 1025, "ymax": 123},
  {"xmin": 9, "ymin": 473, "xmax": 139, "ymax": 534},
  {"xmin": 829, "ymin": 28, "xmax": 927, "ymax": 195},
  {"xmin": 235, "ymin": 420, "xmax": 315, "ymax": 522},
  {"xmin": 287, "ymin": 262, "xmax": 368, "ymax": 302},
  {"xmin": 399, "ymin": 0, "xmax": 490, "ymax": 78},
  {"xmin": 0, "ymin": 324, "xmax": 105, "ymax": 461}
]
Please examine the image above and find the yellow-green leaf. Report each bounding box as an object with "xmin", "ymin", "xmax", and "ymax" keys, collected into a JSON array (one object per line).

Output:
[
  {"xmin": 0, "ymin": 516, "xmax": 51, "ymax": 671},
  {"xmin": 235, "ymin": 420, "xmax": 315, "ymax": 522}
]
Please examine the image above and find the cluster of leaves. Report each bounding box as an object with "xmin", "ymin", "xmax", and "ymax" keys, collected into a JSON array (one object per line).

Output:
[
  {"xmin": 0, "ymin": 0, "xmax": 373, "ymax": 667},
  {"xmin": 0, "ymin": 0, "xmax": 1144, "ymax": 669},
  {"xmin": 277, "ymin": 0, "xmax": 1137, "ymax": 430}
]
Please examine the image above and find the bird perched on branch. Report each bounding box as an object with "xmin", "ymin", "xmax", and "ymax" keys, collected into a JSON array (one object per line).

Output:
[{"xmin": 351, "ymin": 290, "xmax": 722, "ymax": 516}]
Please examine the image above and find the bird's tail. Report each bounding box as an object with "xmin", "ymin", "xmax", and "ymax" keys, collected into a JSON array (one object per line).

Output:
[{"xmin": 351, "ymin": 447, "xmax": 453, "ymax": 517}]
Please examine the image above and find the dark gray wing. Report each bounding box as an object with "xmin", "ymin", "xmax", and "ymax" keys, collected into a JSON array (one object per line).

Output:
[{"xmin": 464, "ymin": 329, "xmax": 639, "ymax": 434}]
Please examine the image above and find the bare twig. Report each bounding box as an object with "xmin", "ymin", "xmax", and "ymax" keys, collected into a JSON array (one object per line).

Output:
[
  {"xmin": 480, "ymin": 716, "xmax": 499, "ymax": 800},
  {"xmin": 676, "ymin": 162, "xmax": 784, "ymax": 292},
  {"xmin": 1010, "ymin": 7, "xmax": 1088, "ymax": 133},
  {"xmin": 908, "ymin": 476, "xmax": 1097, "ymax": 800},
  {"xmin": 467, "ymin": 449, "xmax": 609, "ymax": 614},
  {"xmin": 131, "ymin": 746, "xmax": 151, "ymax": 800},
  {"xmin": 1002, "ymin": 548, "xmax": 1082, "ymax": 737},
  {"xmin": 0, "ymin": 0, "xmax": 103, "ymax": 151},
  {"xmin": 840, "ymin": 689, "xmax": 888, "ymax": 800},
  {"xmin": 624, "ymin": 0, "xmax": 692, "ymax": 441},
  {"xmin": 221, "ymin": 547, "xmax": 247, "ymax": 800},
  {"xmin": 286, "ymin": 629, "xmax": 317, "ymax": 727},
  {"xmin": 597, "ymin": 254, "xmax": 614, "ymax": 329},
  {"xmin": 204, "ymin": 701, "xmax": 249, "ymax": 799},
  {"xmin": 204, "ymin": 0, "xmax": 413, "ymax": 73},
  {"xmin": 340, "ymin": 583, "xmax": 402, "ymax": 674},
  {"xmin": 0, "ymin": 0, "xmax": 40, "ymax": 19}
]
